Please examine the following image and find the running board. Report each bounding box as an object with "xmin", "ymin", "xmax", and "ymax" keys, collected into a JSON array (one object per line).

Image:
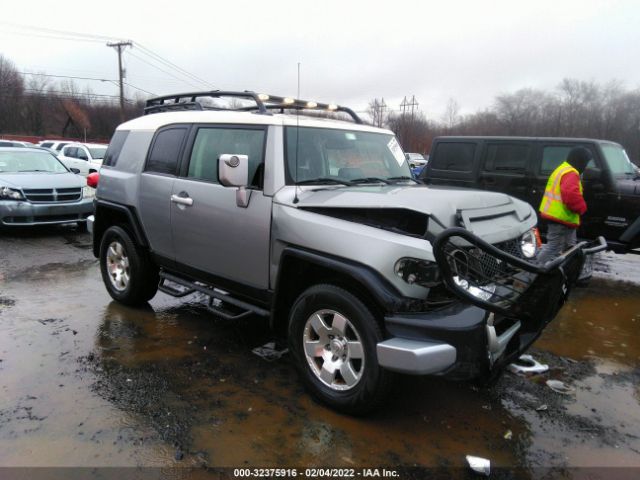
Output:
[{"xmin": 158, "ymin": 271, "xmax": 269, "ymax": 319}]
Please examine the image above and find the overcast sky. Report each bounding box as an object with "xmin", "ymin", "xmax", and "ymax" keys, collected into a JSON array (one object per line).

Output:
[{"xmin": 2, "ymin": 0, "xmax": 639, "ymax": 119}]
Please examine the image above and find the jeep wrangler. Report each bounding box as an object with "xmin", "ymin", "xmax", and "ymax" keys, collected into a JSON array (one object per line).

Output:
[{"xmin": 89, "ymin": 91, "xmax": 605, "ymax": 414}]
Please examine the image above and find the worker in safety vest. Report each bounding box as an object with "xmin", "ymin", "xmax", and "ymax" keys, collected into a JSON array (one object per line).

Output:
[{"xmin": 536, "ymin": 147, "xmax": 590, "ymax": 264}]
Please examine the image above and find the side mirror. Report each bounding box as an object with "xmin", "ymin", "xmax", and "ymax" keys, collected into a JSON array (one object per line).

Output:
[
  {"xmin": 70, "ymin": 168, "xmax": 80, "ymax": 174},
  {"xmin": 218, "ymin": 154, "xmax": 251, "ymax": 208},
  {"xmin": 583, "ymin": 167, "xmax": 602, "ymax": 182},
  {"xmin": 219, "ymin": 154, "xmax": 249, "ymax": 187}
]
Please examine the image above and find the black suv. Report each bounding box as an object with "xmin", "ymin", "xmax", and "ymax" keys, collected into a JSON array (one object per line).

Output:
[{"xmin": 421, "ymin": 136, "xmax": 640, "ymax": 254}]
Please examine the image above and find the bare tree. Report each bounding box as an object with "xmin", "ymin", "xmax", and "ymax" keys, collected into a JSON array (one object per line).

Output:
[{"xmin": 0, "ymin": 55, "xmax": 24, "ymax": 133}]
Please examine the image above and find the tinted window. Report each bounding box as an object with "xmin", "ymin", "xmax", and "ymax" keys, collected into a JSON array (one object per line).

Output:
[
  {"xmin": 484, "ymin": 144, "xmax": 529, "ymax": 172},
  {"xmin": 40, "ymin": 142, "xmax": 53, "ymax": 148},
  {"xmin": 77, "ymin": 148, "xmax": 89, "ymax": 160},
  {"xmin": 146, "ymin": 128, "xmax": 187, "ymax": 175},
  {"xmin": 541, "ymin": 145, "xmax": 597, "ymax": 174},
  {"xmin": 102, "ymin": 131, "xmax": 129, "ymax": 167},
  {"xmin": 64, "ymin": 147, "xmax": 78, "ymax": 158},
  {"xmin": 541, "ymin": 146, "xmax": 573, "ymax": 174},
  {"xmin": 187, "ymin": 127, "xmax": 265, "ymax": 186},
  {"xmin": 431, "ymin": 142, "xmax": 476, "ymax": 172},
  {"xmin": 55, "ymin": 143, "xmax": 68, "ymax": 151}
]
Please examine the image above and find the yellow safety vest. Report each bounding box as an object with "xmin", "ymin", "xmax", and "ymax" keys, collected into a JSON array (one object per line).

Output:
[{"xmin": 539, "ymin": 161, "xmax": 583, "ymax": 227}]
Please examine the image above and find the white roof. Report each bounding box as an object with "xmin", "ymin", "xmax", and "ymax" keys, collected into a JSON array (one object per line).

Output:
[{"xmin": 117, "ymin": 110, "xmax": 393, "ymax": 135}]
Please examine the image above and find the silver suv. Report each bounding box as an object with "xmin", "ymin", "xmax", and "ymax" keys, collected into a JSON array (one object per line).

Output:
[{"xmin": 89, "ymin": 91, "xmax": 604, "ymax": 413}]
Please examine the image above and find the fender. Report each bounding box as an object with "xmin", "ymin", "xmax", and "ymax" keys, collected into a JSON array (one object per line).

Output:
[
  {"xmin": 93, "ymin": 200, "xmax": 149, "ymax": 256},
  {"xmin": 271, "ymin": 246, "xmax": 411, "ymax": 329}
]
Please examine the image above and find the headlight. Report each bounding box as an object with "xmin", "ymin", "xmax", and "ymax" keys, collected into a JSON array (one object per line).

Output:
[
  {"xmin": 453, "ymin": 276, "xmax": 496, "ymax": 301},
  {"xmin": 394, "ymin": 258, "xmax": 440, "ymax": 287},
  {"xmin": 0, "ymin": 186, "xmax": 24, "ymax": 200},
  {"xmin": 83, "ymin": 186, "xmax": 96, "ymax": 199},
  {"xmin": 520, "ymin": 229, "xmax": 537, "ymax": 258}
]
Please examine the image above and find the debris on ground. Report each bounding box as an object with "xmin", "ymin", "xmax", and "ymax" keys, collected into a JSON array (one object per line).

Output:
[
  {"xmin": 507, "ymin": 354, "xmax": 549, "ymax": 375},
  {"xmin": 546, "ymin": 379, "xmax": 575, "ymax": 395},
  {"xmin": 251, "ymin": 341, "xmax": 289, "ymax": 361},
  {"xmin": 466, "ymin": 455, "xmax": 490, "ymax": 476},
  {"xmin": 535, "ymin": 404, "xmax": 548, "ymax": 412},
  {"xmin": 503, "ymin": 430, "xmax": 513, "ymax": 440}
]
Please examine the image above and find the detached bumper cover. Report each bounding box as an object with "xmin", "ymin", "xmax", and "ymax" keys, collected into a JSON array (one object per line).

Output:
[{"xmin": 378, "ymin": 228, "xmax": 606, "ymax": 378}]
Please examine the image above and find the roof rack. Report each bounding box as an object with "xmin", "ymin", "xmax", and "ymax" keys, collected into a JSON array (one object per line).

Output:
[{"xmin": 143, "ymin": 90, "xmax": 363, "ymax": 124}]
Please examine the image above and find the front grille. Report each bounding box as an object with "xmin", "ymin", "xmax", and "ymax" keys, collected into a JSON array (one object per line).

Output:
[
  {"xmin": 469, "ymin": 239, "xmax": 523, "ymax": 280},
  {"xmin": 22, "ymin": 187, "xmax": 82, "ymax": 203}
]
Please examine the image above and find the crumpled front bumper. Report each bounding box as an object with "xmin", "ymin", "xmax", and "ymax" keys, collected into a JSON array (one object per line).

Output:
[{"xmin": 377, "ymin": 228, "xmax": 607, "ymax": 379}]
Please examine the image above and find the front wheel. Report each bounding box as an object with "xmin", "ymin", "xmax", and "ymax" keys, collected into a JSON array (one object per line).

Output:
[
  {"xmin": 288, "ymin": 284, "xmax": 394, "ymax": 414},
  {"xmin": 99, "ymin": 225, "xmax": 159, "ymax": 305}
]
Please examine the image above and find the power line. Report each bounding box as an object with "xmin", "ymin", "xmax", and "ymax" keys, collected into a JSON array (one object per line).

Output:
[
  {"xmin": 20, "ymin": 71, "xmax": 155, "ymax": 96},
  {"xmin": 126, "ymin": 50, "xmax": 205, "ymax": 90},
  {"xmin": 20, "ymin": 71, "xmax": 117, "ymax": 83},
  {"xmin": 133, "ymin": 42, "xmax": 214, "ymax": 89}
]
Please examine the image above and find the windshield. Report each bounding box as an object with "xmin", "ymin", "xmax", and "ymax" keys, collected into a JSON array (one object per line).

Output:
[
  {"xmin": 88, "ymin": 147, "xmax": 107, "ymax": 160},
  {"xmin": 601, "ymin": 144, "xmax": 636, "ymax": 176},
  {"xmin": 0, "ymin": 150, "xmax": 68, "ymax": 173},
  {"xmin": 285, "ymin": 127, "xmax": 411, "ymax": 184}
]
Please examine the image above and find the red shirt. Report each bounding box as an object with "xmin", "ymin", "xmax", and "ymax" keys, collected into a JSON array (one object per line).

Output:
[{"xmin": 560, "ymin": 171, "xmax": 587, "ymax": 215}]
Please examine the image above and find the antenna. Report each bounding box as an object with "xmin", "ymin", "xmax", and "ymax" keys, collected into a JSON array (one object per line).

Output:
[{"xmin": 293, "ymin": 62, "xmax": 301, "ymax": 204}]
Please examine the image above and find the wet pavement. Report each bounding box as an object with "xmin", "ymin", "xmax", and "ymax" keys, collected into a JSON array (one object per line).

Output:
[{"xmin": 1, "ymin": 227, "xmax": 639, "ymax": 477}]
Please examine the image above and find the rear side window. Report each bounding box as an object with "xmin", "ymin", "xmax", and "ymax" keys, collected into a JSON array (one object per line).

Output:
[
  {"xmin": 102, "ymin": 130, "xmax": 129, "ymax": 167},
  {"xmin": 55, "ymin": 143, "xmax": 68, "ymax": 151},
  {"xmin": 187, "ymin": 127, "xmax": 265, "ymax": 186},
  {"xmin": 40, "ymin": 142, "xmax": 53, "ymax": 148},
  {"xmin": 484, "ymin": 144, "xmax": 529, "ymax": 172},
  {"xmin": 64, "ymin": 147, "xmax": 77, "ymax": 158},
  {"xmin": 145, "ymin": 127, "xmax": 187, "ymax": 175},
  {"xmin": 431, "ymin": 142, "xmax": 476, "ymax": 172}
]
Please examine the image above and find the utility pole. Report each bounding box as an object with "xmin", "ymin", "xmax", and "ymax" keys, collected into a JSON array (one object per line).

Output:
[{"xmin": 107, "ymin": 41, "xmax": 132, "ymax": 121}]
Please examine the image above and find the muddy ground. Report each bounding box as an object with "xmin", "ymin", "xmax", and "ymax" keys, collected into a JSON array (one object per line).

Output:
[{"xmin": 0, "ymin": 226, "xmax": 639, "ymax": 478}]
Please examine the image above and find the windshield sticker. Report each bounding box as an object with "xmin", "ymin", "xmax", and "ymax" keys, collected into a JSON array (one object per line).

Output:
[
  {"xmin": 387, "ymin": 137, "xmax": 405, "ymax": 166},
  {"xmin": 345, "ymin": 132, "xmax": 356, "ymax": 140}
]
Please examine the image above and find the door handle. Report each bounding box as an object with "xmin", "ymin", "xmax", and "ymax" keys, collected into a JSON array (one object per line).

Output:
[{"xmin": 170, "ymin": 194, "xmax": 193, "ymax": 206}]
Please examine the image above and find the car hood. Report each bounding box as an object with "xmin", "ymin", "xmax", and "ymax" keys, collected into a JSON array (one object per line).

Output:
[
  {"xmin": 275, "ymin": 184, "xmax": 536, "ymax": 243},
  {"xmin": 0, "ymin": 172, "xmax": 85, "ymax": 189}
]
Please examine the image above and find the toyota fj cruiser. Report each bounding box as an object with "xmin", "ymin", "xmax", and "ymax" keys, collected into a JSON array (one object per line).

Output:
[{"xmin": 89, "ymin": 91, "xmax": 605, "ymax": 414}]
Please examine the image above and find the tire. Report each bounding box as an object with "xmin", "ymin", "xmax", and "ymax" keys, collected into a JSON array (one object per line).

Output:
[
  {"xmin": 288, "ymin": 284, "xmax": 394, "ymax": 414},
  {"xmin": 99, "ymin": 225, "xmax": 159, "ymax": 305}
]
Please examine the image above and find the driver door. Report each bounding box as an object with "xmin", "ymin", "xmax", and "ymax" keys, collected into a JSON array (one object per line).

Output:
[{"xmin": 170, "ymin": 125, "xmax": 271, "ymax": 290}]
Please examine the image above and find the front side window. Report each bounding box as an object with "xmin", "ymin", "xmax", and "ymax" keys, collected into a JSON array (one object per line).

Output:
[
  {"xmin": 0, "ymin": 151, "xmax": 68, "ymax": 173},
  {"xmin": 187, "ymin": 127, "xmax": 265, "ymax": 186},
  {"xmin": 145, "ymin": 128, "xmax": 187, "ymax": 175},
  {"xmin": 285, "ymin": 127, "xmax": 410, "ymax": 184},
  {"xmin": 431, "ymin": 142, "xmax": 476, "ymax": 172},
  {"xmin": 88, "ymin": 147, "xmax": 107, "ymax": 160},
  {"xmin": 541, "ymin": 145, "xmax": 595, "ymax": 174},
  {"xmin": 64, "ymin": 147, "xmax": 78, "ymax": 158},
  {"xmin": 484, "ymin": 144, "xmax": 529, "ymax": 172},
  {"xmin": 601, "ymin": 144, "xmax": 635, "ymax": 176}
]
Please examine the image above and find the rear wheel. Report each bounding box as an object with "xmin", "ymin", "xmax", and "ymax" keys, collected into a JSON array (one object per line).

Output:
[
  {"xmin": 99, "ymin": 225, "xmax": 158, "ymax": 305},
  {"xmin": 288, "ymin": 284, "xmax": 393, "ymax": 414}
]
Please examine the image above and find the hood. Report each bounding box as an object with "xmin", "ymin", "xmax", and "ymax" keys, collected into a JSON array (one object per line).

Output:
[
  {"xmin": 0, "ymin": 172, "xmax": 85, "ymax": 190},
  {"xmin": 275, "ymin": 184, "xmax": 536, "ymax": 244}
]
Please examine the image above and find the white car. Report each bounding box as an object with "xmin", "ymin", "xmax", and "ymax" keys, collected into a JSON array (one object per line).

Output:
[
  {"xmin": 404, "ymin": 152, "xmax": 427, "ymax": 168},
  {"xmin": 58, "ymin": 143, "xmax": 108, "ymax": 175}
]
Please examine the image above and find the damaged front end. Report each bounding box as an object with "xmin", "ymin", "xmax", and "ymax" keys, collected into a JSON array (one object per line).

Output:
[{"xmin": 432, "ymin": 227, "xmax": 607, "ymax": 376}]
